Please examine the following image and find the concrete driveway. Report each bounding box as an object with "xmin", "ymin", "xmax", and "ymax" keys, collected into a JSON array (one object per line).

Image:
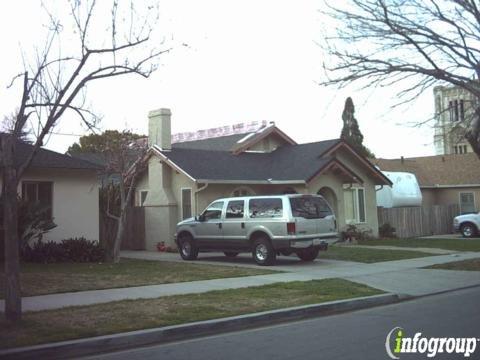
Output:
[{"xmin": 121, "ymin": 250, "xmax": 361, "ymax": 272}]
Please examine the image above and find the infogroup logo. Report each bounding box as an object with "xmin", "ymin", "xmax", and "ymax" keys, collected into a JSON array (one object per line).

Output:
[{"xmin": 385, "ymin": 327, "xmax": 479, "ymax": 359}]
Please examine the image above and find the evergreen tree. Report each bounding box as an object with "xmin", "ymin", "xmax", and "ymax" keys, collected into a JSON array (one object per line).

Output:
[
  {"xmin": 340, "ymin": 97, "xmax": 375, "ymax": 158},
  {"xmin": 68, "ymin": 130, "xmax": 143, "ymax": 154}
]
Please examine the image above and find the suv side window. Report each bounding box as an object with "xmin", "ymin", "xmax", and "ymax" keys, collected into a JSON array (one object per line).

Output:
[
  {"xmin": 203, "ymin": 201, "xmax": 224, "ymax": 221},
  {"xmin": 249, "ymin": 198, "xmax": 283, "ymax": 218},
  {"xmin": 290, "ymin": 196, "xmax": 333, "ymax": 219},
  {"xmin": 226, "ymin": 200, "xmax": 244, "ymax": 219}
]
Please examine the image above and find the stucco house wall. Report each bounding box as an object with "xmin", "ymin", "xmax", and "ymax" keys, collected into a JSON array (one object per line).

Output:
[
  {"xmin": 430, "ymin": 187, "xmax": 480, "ymax": 212},
  {"xmin": 18, "ymin": 168, "xmax": 99, "ymax": 242}
]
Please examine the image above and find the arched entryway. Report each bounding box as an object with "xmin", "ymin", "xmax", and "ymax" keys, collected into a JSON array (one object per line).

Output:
[{"xmin": 317, "ymin": 186, "xmax": 338, "ymax": 216}]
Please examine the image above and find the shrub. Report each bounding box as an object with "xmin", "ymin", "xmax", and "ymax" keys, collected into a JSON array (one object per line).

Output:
[
  {"xmin": 22, "ymin": 237, "xmax": 105, "ymax": 263},
  {"xmin": 22, "ymin": 240, "xmax": 68, "ymax": 263},
  {"xmin": 379, "ymin": 223, "xmax": 396, "ymax": 238},
  {"xmin": 61, "ymin": 238, "xmax": 105, "ymax": 262},
  {"xmin": 340, "ymin": 224, "xmax": 373, "ymax": 242},
  {"xmin": 0, "ymin": 197, "xmax": 57, "ymax": 251}
]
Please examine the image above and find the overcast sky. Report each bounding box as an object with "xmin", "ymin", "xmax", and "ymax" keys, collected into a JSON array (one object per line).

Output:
[{"xmin": 0, "ymin": 0, "xmax": 435, "ymax": 159}]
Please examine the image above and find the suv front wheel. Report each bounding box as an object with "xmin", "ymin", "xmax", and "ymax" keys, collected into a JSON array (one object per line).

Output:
[
  {"xmin": 461, "ymin": 223, "xmax": 477, "ymax": 238},
  {"xmin": 178, "ymin": 233, "xmax": 199, "ymax": 260},
  {"xmin": 252, "ymin": 237, "xmax": 276, "ymax": 266}
]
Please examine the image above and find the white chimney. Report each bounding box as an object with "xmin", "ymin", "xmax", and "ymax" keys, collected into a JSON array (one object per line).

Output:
[{"xmin": 148, "ymin": 108, "xmax": 171, "ymax": 149}]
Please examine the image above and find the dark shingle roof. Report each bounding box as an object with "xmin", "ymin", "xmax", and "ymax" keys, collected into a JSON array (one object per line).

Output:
[
  {"xmin": 160, "ymin": 139, "xmax": 341, "ymax": 182},
  {"xmin": 171, "ymin": 133, "xmax": 250, "ymax": 151},
  {"xmin": 373, "ymin": 153, "xmax": 480, "ymax": 186},
  {"xmin": 13, "ymin": 140, "xmax": 101, "ymax": 170}
]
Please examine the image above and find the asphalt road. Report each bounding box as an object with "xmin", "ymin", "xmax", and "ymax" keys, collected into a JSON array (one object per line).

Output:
[{"xmin": 85, "ymin": 287, "xmax": 480, "ymax": 360}]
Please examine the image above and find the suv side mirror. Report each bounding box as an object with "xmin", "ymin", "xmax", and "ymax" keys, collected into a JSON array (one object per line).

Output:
[{"xmin": 198, "ymin": 214, "xmax": 206, "ymax": 222}]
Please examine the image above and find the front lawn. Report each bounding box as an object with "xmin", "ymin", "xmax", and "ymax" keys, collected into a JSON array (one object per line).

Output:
[
  {"xmin": 427, "ymin": 258, "xmax": 480, "ymax": 271},
  {"xmin": 0, "ymin": 279, "xmax": 382, "ymax": 349},
  {"xmin": 358, "ymin": 238, "xmax": 480, "ymax": 252},
  {"xmin": 321, "ymin": 245, "xmax": 435, "ymax": 263},
  {"xmin": 0, "ymin": 259, "xmax": 275, "ymax": 298}
]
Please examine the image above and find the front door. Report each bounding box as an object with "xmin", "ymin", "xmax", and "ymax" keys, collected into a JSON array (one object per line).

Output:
[
  {"xmin": 195, "ymin": 201, "xmax": 224, "ymax": 249},
  {"xmin": 222, "ymin": 199, "xmax": 248, "ymax": 250}
]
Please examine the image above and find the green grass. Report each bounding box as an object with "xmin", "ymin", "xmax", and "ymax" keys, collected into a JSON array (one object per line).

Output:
[
  {"xmin": 0, "ymin": 279, "xmax": 382, "ymax": 349},
  {"xmin": 0, "ymin": 259, "xmax": 275, "ymax": 299},
  {"xmin": 322, "ymin": 245, "xmax": 435, "ymax": 263},
  {"xmin": 358, "ymin": 238, "xmax": 480, "ymax": 252},
  {"xmin": 427, "ymin": 258, "xmax": 480, "ymax": 271}
]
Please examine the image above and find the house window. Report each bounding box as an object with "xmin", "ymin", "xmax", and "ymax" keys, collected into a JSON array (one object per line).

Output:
[
  {"xmin": 344, "ymin": 187, "xmax": 366, "ymax": 224},
  {"xmin": 459, "ymin": 192, "xmax": 475, "ymax": 214},
  {"xmin": 181, "ymin": 188, "xmax": 192, "ymax": 220},
  {"xmin": 21, "ymin": 181, "xmax": 53, "ymax": 219},
  {"xmin": 138, "ymin": 190, "xmax": 148, "ymax": 206},
  {"xmin": 231, "ymin": 186, "xmax": 255, "ymax": 197}
]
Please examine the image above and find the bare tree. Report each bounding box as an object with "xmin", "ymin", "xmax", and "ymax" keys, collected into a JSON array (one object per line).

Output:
[
  {"xmin": 103, "ymin": 131, "xmax": 147, "ymax": 263},
  {"xmin": 1, "ymin": 0, "xmax": 167, "ymax": 322},
  {"xmin": 321, "ymin": 0, "xmax": 480, "ymax": 157}
]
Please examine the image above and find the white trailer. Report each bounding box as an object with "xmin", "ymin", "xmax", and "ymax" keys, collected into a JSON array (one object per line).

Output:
[{"xmin": 376, "ymin": 171, "xmax": 422, "ymax": 208}]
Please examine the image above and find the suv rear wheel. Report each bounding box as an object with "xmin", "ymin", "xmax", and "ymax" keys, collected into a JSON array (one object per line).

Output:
[
  {"xmin": 296, "ymin": 248, "xmax": 319, "ymax": 262},
  {"xmin": 178, "ymin": 233, "xmax": 198, "ymax": 260},
  {"xmin": 461, "ymin": 223, "xmax": 477, "ymax": 238},
  {"xmin": 252, "ymin": 237, "xmax": 276, "ymax": 266}
]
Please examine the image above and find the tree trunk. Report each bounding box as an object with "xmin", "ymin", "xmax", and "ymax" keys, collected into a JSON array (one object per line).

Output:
[
  {"xmin": 2, "ymin": 135, "xmax": 22, "ymax": 322},
  {"xmin": 466, "ymin": 106, "xmax": 480, "ymax": 160},
  {"xmin": 112, "ymin": 211, "xmax": 126, "ymax": 263}
]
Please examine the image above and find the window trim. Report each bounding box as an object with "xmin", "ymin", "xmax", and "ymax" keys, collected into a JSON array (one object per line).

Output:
[
  {"xmin": 459, "ymin": 191, "xmax": 476, "ymax": 214},
  {"xmin": 181, "ymin": 187, "xmax": 193, "ymax": 220},
  {"xmin": 343, "ymin": 186, "xmax": 367, "ymax": 224},
  {"xmin": 230, "ymin": 186, "xmax": 256, "ymax": 198}
]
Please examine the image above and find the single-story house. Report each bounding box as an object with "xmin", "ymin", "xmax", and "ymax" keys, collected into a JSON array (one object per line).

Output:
[
  {"xmin": 136, "ymin": 108, "xmax": 392, "ymax": 250},
  {"xmin": 374, "ymin": 153, "xmax": 480, "ymax": 214},
  {"xmin": 1, "ymin": 137, "xmax": 101, "ymax": 243}
]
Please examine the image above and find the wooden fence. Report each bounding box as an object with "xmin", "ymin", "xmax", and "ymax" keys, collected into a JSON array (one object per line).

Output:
[
  {"xmin": 100, "ymin": 206, "xmax": 145, "ymax": 250},
  {"xmin": 377, "ymin": 204, "xmax": 460, "ymax": 238}
]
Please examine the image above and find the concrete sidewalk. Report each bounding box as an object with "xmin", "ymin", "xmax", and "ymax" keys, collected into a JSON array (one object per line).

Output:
[{"xmin": 2, "ymin": 251, "xmax": 479, "ymax": 312}]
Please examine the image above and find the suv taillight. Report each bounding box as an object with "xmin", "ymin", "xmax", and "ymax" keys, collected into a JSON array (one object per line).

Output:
[{"xmin": 287, "ymin": 222, "xmax": 296, "ymax": 235}]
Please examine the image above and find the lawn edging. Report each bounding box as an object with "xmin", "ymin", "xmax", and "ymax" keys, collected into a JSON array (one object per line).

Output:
[{"xmin": 0, "ymin": 293, "xmax": 403, "ymax": 360}]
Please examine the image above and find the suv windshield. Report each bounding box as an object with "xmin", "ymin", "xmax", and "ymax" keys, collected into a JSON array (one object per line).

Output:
[{"xmin": 290, "ymin": 196, "xmax": 332, "ymax": 219}]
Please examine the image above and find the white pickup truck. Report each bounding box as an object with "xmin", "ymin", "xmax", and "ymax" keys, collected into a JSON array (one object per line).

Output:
[{"xmin": 453, "ymin": 213, "xmax": 480, "ymax": 238}]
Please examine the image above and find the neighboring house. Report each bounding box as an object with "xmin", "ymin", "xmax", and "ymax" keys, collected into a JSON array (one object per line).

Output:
[
  {"xmin": 136, "ymin": 108, "xmax": 392, "ymax": 250},
  {"xmin": 1, "ymin": 137, "xmax": 101, "ymax": 242},
  {"xmin": 433, "ymin": 84, "xmax": 477, "ymax": 155},
  {"xmin": 374, "ymin": 153, "xmax": 480, "ymax": 214}
]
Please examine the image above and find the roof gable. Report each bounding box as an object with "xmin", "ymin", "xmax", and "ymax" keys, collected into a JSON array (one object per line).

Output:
[{"xmin": 230, "ymin": 125, "xmax": 296, "ymax": 154}]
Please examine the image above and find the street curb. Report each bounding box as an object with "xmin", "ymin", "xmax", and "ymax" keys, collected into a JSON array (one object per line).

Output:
[{"xmin": 0, "ymin": 293, "xmax": 403, "ymax": 360}]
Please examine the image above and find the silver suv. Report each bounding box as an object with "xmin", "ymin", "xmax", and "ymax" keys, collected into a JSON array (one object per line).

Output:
[
  {"xmin": 174, "ymin": 194, "xmax": 338, "ymax": 266},
  {"xmin": 453, "ymin": 212, "xmax": 480, "ymax": 238}
]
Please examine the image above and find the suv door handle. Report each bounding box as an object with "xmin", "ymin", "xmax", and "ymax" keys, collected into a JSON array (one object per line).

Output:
[
  {"xmin": 241, "ymin": 222, "xmax": 245, "ymax": 229},
  {"xmin": 218, "ymin": 223, "xmax": 222, "ymax": 229}
]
